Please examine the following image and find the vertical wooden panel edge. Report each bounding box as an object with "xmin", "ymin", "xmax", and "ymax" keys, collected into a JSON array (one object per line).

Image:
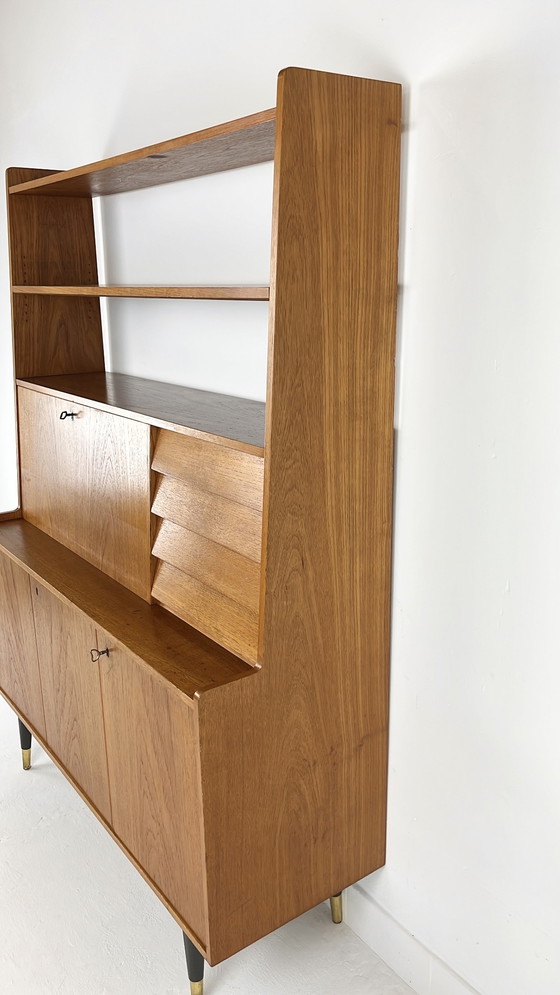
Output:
[{"xmin": 200, "ymin": 67, "xmax": 402, "ymax": 963}]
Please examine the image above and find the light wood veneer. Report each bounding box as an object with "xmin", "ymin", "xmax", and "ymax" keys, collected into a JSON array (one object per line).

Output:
[
  {"xmin": 0, "ymin": 520, "xmax": 253, "ymax": 702},
  {"xmin": 0, "ymin": 556, "xmax": 46, "ymax": 737},
  {"xmin": 12, "ymin": 285, "xmax": 270, "ymax": 300},
  {"xmin": 1, "ymin": 68, "xmax": 401, "ymax": 976},
  {"xmin": 32, "ymin": 584, "xmax": 112, "ymax": 821},
  {"xmin": 100, "ymin": 640, "xmax": 208, "ymax": 946},
  {"xmin": 8, "ymin": 109, "xmax": 276, "ymax": 197},
  {"xmin": 152, "ymin": 430, "xmax": 264, "ymax": 510},
  {"xmin": 6, "ymin": 168, "xmax": 104, "ymax": 379},
  {"xmin": 18, "ymin": 385, "xmax": 153, "ymax": 600},
  {"xmin": 18, "ymin": 373, "xmax": 265, "ymax": 453}
]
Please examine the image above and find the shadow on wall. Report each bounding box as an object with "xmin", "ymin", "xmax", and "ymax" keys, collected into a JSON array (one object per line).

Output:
[{"xmin": 355, "ymin": 45, "xmax": 560, "ymax": 995}]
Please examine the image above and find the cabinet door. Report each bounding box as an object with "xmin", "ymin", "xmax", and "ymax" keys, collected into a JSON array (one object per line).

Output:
[
  {"xmin": 99, "ymin": 639, "xmax": 208, "ymax": 946},
  {"xmin": 18, "ymin": 386, "xmax": 152, "ymax": 600},
  {"xmin": 32, "ymin": 584, "xmax": 111, "ymax": 821},
  {"xmin": 0, "ymin": 555, "xmax": 46, "ymax": 737}
]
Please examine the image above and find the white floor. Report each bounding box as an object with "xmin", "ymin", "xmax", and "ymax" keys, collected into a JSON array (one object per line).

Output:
[{"xmin": 0, "ymin": 695, "xmax": 417, "ymax": 995}]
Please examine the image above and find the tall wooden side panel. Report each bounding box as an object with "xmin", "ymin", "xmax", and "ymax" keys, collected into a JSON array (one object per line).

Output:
[
  {"xmin": 6, "ymin": 168, "xmax": 104, "ymax": 378},
  {"xmin": 198, "ymin": 68, "xmax": 401, "ymax": 964}
]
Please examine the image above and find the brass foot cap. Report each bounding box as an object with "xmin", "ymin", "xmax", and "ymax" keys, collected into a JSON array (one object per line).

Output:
[
  {"xmin": 330, "ymin": 894, "xmax": 343, "ymax": 924},
  {"xmin": 189, "ymin": 982, "xmax": 203, "ymax": 995},
  {"xmin": 22, "ymin": 748, "xmax": 31, "ymax": 771}
]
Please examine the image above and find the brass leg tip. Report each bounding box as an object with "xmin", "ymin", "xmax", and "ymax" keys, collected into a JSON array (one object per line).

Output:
[
  {"xmin": 22, "ymin": 748, "xmax": 31, "ymax": 770},
  {"xmin": 330, "ymin": 893, "xmax": 343, "ymax": 924},
  {"xmin": 189, "ymin": 982, "xmax": 203, "ymax": 995}
]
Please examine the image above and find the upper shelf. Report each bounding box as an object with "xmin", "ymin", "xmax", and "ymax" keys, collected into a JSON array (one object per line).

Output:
[
  {"xmin": 17, "ymin": 372, "xmax": 265, "ymax": 455},
  {"xmin": 8, "ymin": 109, "xmax": 276, "ymax": 197},
  {"xmin": 12, "ymin": 285, "xmax": 270, "ymax": 300}
]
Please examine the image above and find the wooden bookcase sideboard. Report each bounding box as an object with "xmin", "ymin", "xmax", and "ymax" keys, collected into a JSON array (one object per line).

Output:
[{"xmin": 0, "ymin": 67, "xmax": 401, "ymax": 990}]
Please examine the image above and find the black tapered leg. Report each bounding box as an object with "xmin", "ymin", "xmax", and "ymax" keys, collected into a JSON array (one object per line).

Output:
[
  {"xmin": 183, "ymin": 933, "xmax": 205, "ymax": 995},
  {"xmin": 18, "ymin": 718, "xmax": 32, "ymax": 770},
  {"xmin": 330, "ymin": 891, "xmax": 343, "ymax": 923}
]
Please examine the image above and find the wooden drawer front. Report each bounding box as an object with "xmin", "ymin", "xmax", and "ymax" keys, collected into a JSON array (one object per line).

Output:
[
  {"xmin": 31, "ymin": 584, "xmax": 112, "ymax": 821},
  {"xmin": 154, "ymin": 519, "xmax": 259, "ymax": 610},
  {"xmin": 99, "ymin": 639, "xmax": 208, "ymax": 946},
  {"xmin": 18, "ymin": 386, "xmax": 152, "ymax": 600},
  {"xmin": 0, "ymin": 554, "xmax": 46, "ymax": 737},
  {"xmin": 153, "ymin": 558, "xmax": 259, "ymax": 665},
  {"xmin": 153, "ymin": 430, "xmax": 264, "ymax": 511},
  {"xmin": 152, "ymin": 475, "xmax": 261, "ymax": 562},
  {"xmin": 151, "ymin": 431, "xmax": 263, "ymax": 665}
]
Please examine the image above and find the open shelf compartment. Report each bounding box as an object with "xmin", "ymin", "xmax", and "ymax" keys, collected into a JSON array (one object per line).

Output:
[
  {"xmin": 8, "ymin": 108, "xmax": 276, "ymax": 197},
  {"xmin": 17, "ymin": 372, "xmax": 265, "ymax": 455}
]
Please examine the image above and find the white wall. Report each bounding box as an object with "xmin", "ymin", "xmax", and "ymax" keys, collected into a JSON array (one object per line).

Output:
[{"xmin": 1, "ymin": 2, "xmax": 559, "ymax": 994}]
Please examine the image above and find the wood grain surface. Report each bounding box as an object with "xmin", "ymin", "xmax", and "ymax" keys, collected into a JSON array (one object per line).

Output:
[
  {"xmin": 32, "ymin": 583, "xmax": 112, "ymax": 821},
  {"xmin": 99, "ymin": 638, "xmax": 208, "ymax": 945},
  {"xmin": 6, "ymin": 169, "xmax": 104, "ymax": 378},
  {"xmin": 8, "ymin": 110, "xmax": 275, "ymax": 197},
  {"xmin": 152, "ymin": 560, "xmax": 259, "ymax": 665},
  {"xmin": 10, "ymin": 296, "xmax": 104, "ymax": 379},
  {"xmin": 152, "ymin": 431, "xmax": 264, "ymax": 511},
  {"xmin": 0, "ymin": 520, "xmax": 253, "ymax": 700},
  {"xmin": 152, "ymin": 475, "xmax": 262, "ymax": 562},
  {"xmin": 151, "ymin": 429, "xmax": 262, "ymax": 661},
  {"xmin": 196, "ymin": 67, "xmax": 401, "ymax": 963},
  {"xmin": 153, "ymin": 520, "xmax": 260, "ymax": 612},
  {"xmin": 18, "ymin": 373, "xmax": 266, "ymax": 453},
  {"xmin": 0, "ymin": 553, "xmax": 46, "ymax": 736},
  {"xmin": 18, "ymin": 386, "xmax": 153, "ymax": 599},
  {"xmin": 12, "ymin": 285, "xmax": 270, "ymax": 300},
  {"xmin": 3, "ymin": 67, "xmax": 401, "ymax": 971}
]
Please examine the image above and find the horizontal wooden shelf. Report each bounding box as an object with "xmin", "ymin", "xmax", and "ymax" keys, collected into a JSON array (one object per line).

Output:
[
  {"xmin": 8, "ymin": 109, "xmax": 276, "ymax": 197},
  {"xmin": 17, "ymin": 372, "xmax": 265, "ymax": 455},
  {"xmin": 0, "ymin": 520, "xmax": 255, "ymax": 703},
  {"xmin": 12, "ymin": 285, "xmax": 270, "ymax": 300}
]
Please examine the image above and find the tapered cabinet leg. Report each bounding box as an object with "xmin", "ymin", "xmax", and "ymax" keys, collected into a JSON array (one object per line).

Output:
[
  {"xmin": 330, "ymin": 891, "xmax": 343, "ymax": 924},
  {"xmin": 18, "ymin": 718, "xmax": 32, "ymax": 770},
  {"xmin": 183, "ymin": 933, "xmax": 205, "ymax": 995}
]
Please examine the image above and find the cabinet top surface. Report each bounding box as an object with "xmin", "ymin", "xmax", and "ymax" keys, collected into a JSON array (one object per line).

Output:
[
  {"xmin": 0, "ymin": 520, "xmax": 255, "ymax": 703},
  {"xmin": 7, "ymin": 109, "xmax": 276, "ymax": 197},
  {"xmin": 18, "ymin": 373, "xmax": 265, "ymax": 455}
]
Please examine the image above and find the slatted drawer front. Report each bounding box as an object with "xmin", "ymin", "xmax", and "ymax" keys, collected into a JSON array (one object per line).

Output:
[
  {"xmin": 151, "ymin": 431, "xmax": 263, "ymax": 665},
  {"xmin": 152, "ymin": 430, "xmax": 263, "ymax": 511}
]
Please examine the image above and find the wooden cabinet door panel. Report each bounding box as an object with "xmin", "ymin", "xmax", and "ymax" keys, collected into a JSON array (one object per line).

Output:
[
  {"xmin": 18, "ymin": 386, "xmax": 152, "ymax": 600},
  {"xmin": 99, "ymin": 639, "xmax": 208, "ymax": 945},
  {"xmin": 0, "ymin": 555, "xmax": 46, "ymax": 736},
  {"xmin": 32, "ymin": 584, "xmax": 111, "ymax": 821}
]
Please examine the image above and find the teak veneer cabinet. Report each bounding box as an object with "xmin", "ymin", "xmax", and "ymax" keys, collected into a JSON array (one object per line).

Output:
[{"xmin": 0, "ymin": 68, "xmax": 401, "ymax": 992}]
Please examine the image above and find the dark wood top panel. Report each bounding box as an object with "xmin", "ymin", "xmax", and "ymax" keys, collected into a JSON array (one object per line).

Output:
[
  {"xmin": 17, "ymin": 373, "xmax": 265, "ymax": 455},
  {"xmin": 0, "ymin": 520, "xmax": 253, "ymax": 702},
  {"xmin": 12, "ymin": 285, "xmax": 270, "ymax": 300},
  {"xmin": 8, "ymin": 110, "xmax": 276, "ymax": 197}
]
